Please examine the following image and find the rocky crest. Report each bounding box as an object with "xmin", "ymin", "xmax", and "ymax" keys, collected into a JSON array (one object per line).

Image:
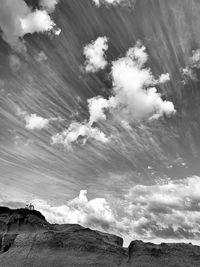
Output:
[{"xmin": 0, "ymin": 207, "xmax": 200, "ymax": 266}]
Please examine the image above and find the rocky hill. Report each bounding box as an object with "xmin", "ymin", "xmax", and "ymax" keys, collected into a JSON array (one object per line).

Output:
[{"xmin": 0, "ymin": 207, "xmax": 200, "ymax": 267}]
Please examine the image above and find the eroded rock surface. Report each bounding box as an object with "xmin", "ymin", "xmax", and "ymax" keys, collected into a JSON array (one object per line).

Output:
[
  {"xmin": 1, "ymin": 207, "xmax": 200, "ymax": 267},
  {"xmin": 0, "ymin": 207, "xmax": 127, "ymax": 266}
]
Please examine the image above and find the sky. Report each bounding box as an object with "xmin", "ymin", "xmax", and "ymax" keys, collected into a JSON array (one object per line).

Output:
[{"xmin": 1, "ymin": 0, "xmax": 200, "ymax": 246}]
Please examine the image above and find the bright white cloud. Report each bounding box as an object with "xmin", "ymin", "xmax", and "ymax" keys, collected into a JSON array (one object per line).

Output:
[
  {"xmin": 34, "ymin": 190, "xmax": 121, "ymax": 232},
  {"xmin": 40, "ymin": 0, "xmax": 59, "ymax": 12},
  {"xmin": 17, "ymin": 108, "xmax": 51, "ymax": 130},
  {"xmin": 158, "ymin": 73, "xmax": 170, "ymax": 84},
  {"xmin": 51, "ymin": 122, "xmax": 108, "ymax": 149},
  {"xmin": 92, "ymin": 0, "xmax": 125, "ymax": 6},
  {"xmin": 24, "ymin": 114, "xmax": 50, "ymax": 130},
  {"xmin": 53, "ymin": 42, "xmax": 175, "ymax": 149},
  {"xmin": 84, "ymin": 36, "xmax": 108, "ymax": 72},
  {"xmin": 20, "ymin": 9, "xmax": 55, "ymax": 35},
  {"xmin": 0, "ymin": 0, "xmax": 60, "ymax": 51},
  {"xmin": 88, "ymin": 97, "xmax": 109, "ymax": 125},
  {"xmin": 88, "ymin": 96, "xmax": 116, "ymax": 125},
  {"xmin": 86, "ymin": 44, "xmax": 175, "ymax": 124},
  {"xmin": 111, "ymin": 45, "xmax": 175, "ymax": 120},
  {"xmin": 52, "ymin": 96, "xmax": 115, "ymax": 149},
  {"xmin": 85, "ymin": 44, "xmax": 174, "ymax": 126}
]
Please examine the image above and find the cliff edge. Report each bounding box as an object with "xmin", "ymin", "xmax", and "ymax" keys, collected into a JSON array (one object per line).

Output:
[{"xmin": 0, "ymin": 207, "xmax": 200, "ymax": 267}]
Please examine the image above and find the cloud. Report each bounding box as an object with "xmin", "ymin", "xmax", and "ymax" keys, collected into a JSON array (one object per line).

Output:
[
  {"xmin": 17, "ymin": 109, "xmax": 50, "ymax": 130},
  {"xmin": 182, "ymin": 67, "xmax": 197, "ymax": 82},
  {"xmin": 126, "ymin": 176, "xmax": 200, "ymax": 239},
  {"xmin": 88, "ymin": 96, "xmax": 116, "ymax": 125},
  {"xmin": 39, "ymin": 0, "xmax": 59, "ymax": 12},
  {"xmin": 51, "ymin": 121, "xmax": 108, "ymax": 149},
  {"xmin": 24, "ymin": 114, "xmax": 50, "ymax": 130},
  {"xmin": 111, "ymin": 45, "xmax": 175, "ymax": 120},
  {"xmin": 83, "ymin": 36, "xmax": 108, "ymax": 72},
  {"xmin": 4, "ymin": 175, "xmax": 199, "ymax": 242},
  {"xmin": 52, "ymin": 96, "xmax": 116, "ymax": 149},
  {"xmin": 51, "ymin": 94, "xmax": 118, "ymax": 149},
  {"xmin": 32, "ymin": 176, "xmax": 200, "ymax": 242},
  {"xmin": 20, "ymin": 9, "xmax": 55, "ymax": 34},
  {"xmin": 157, "ymin": 73, "xmax": 170, "ymax": 84},
  {"xmin": 85, "ymin": 42, "xmax": 175, "ymax": 122},
  {"xmin": 181, "ymin": 49, "xmax": 200, "ymax": 82},
  {"xmin": 86, "ymin": 44, "xmax": 175, "ymax": 125},
  {"xmin": 189, "ymin": 49, "xmax": 200, "ymax": 68},
  {"xmin": 34, "ymin": 190, "xmax": 121, "ymax": 232},
  {"xmin": 9, "ymin": 54, "xmax": 21, "ymax": 72},
  {"xmin": 92, "ymin": 0, "xmax": 125, "ymax": 6},
  {"xmin": 35, "ymin": 51, "xmax": 48, "ymax": 62},
  {"xmin": 0, "ymin": 0, "xmax": 60, "ymax": 51},
  {"xmin": 53, "ymin": 42, "xmax": 175, "ymax": 150}
]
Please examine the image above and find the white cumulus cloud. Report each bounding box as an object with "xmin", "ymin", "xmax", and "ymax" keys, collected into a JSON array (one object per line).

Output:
[
  {"xmin": 53, "ymin": 42, "xmax": 175, "ymax": 149},
  {"xmin": 88, "ymin": 96, "xmax": 116, "ymax": 125},
  {"xmin": 51, "ymin": 121, "xmax": 108, "ymax": 149},
  {"xmin": 17, "ymin": 108, "xmax": 53, "ymax": 130},
  {"xmin": 83, "ymin": 36, "xmax": 108, "ymax": 73},
  {"xmin": 0, "ymin": 0, "xmax": 60, "ymax": 51},
  {"xmin": 157, "ymin": 73, "xmax": 170, "ymax": 84},
  {"xmin": 52, "ymin": 96, "xmax": 115, "ymax": 149},
  {"xmin": 111, "ymin": 45, "xmax": 175, "ymax": 120},
  {"xmin": 40, "ymin": 0, "xmax": 59, "ymax": 12},
  {"xmin": 34, "ymin": 190, "xmax": 121, "ymax": 232},
  {"xmin": 24, "ymin": 113, "xmax": 50, "ymax": 130},
  {"xmin": 20, "ymin": 9, "xmax": 55, "ymax": 35}
]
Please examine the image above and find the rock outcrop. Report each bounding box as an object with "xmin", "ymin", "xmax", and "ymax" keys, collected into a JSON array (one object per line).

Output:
[
  {"xmin": 126, "ymin": 240, "xmax": 200, "ymax": 267},
  {"xmin": 0, "ymin": 207, "xmax": 127, "ymax": 266},
  {"xmin": 1, "ymin": 207, "xmax": 200, "ymax": 266}
]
